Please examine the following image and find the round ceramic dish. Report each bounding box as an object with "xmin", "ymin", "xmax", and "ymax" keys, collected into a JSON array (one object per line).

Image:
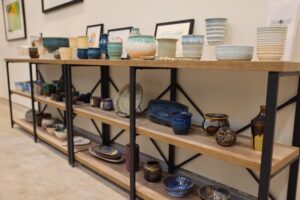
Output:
[
  {"xmin": 89, "ymin": 147, "xmax": 124, "ymax": 163},
  {"xmin": 115, "ymin": 83, "xmax": 143, "ymax": 118},
  {"xmin": 91, "ymin": 145, "xmax": 121, "ymax": 158},
  {"xmin": 163, "ymin": 176, "xmax": 193, "ymax": 198},
  {"xmin": 199, "ymin": 185, "xmax": 231, "ymax": 200},
  {"xmin": 62, "ymin": 136, "xmax": 91, "ymax": 146},
  {"xmin": 215, "ymin": 45, "xmax": 254, "ymax": 61}
]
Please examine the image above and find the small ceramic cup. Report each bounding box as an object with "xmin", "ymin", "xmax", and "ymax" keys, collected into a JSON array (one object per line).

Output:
[
  {"xmin": 157, "ymin": 38, "xmax": 178, "ymax": 57},
  {"xmin": 202, "ymin": 113, "xmax": 230, "ymax": 135},
  {"xmin": 59, "ymin": 47, "xmax": 73, "ymax": 60},
  {"xmin": 100, "ymin": 98, "xmax": 114, "ymax": 111},
  {"xmin": 90, "ymin": 96, "xmax": 101, "ymax": 107},
  {"xmin": 78, "ymin": 36, "xmax": 89, "ymax": 49},
  {"xmin": 69, "ymin": 37, "xmax": 78, "ymax": 48},
  {"xmin": 29, "ymin": 47, "xmax": 39, "ymax": 59},
  {"xmin": 171, "ymin": 112, "xmax": 192, "ymax": 135},
  {"xmin": 77, "ymin": 48, "xmax": 88, "ymax": 59},
  {"xmin": 144, "ymin": 161, "xmax": 162, "ymax": 182}
]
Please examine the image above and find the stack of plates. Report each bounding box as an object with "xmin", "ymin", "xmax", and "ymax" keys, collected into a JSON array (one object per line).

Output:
[
  {"xmin": 215, "ymin": 45, "xmax": 254, "ymax": 61},
  {"xmin": 89, "ymin": 145, "xmax": 124, "ymax": 163},
  {"xmin": 205, "ymin": 18, "xmax": 227, "ymax": 46},
  {"xmin": 181, "ymin": 35, "xmax": 204, "ymax": 59},
  {"xmin": 62, "ymin": 136, "xmax": 91, "ymax": 146},
  {"xmin": 257, "ymin": 25, "xmax": 288, "ymax": 61}
]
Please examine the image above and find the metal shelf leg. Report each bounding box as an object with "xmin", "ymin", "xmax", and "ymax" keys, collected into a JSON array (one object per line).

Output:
[
  {"xmin": 6, "ymin": 62, "xmax": 14, "ymax": 128},
  {"xmin": 101, "ymin": 66, "xmax": 110, "ymax": 145},
  {"xmin": 29, "ymin": 63, "xmax": 37, "ymax": 143}
]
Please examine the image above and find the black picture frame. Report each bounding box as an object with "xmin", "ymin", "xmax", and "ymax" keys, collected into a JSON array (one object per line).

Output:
[
  {"xmin": 2, "ymin": 0, "xmax": 27, "ymax": 41},
  {"xmin": 86, "ymin": 23, "xmax": 104, "ymax": 48},
  {"xmin": 154, "ymin": 19, "xmax": 195, "ymax": 37},
  {"xmin": 42, "ymin": 0, "xmax": 83, "ymax": 13},
  {"xmin": 108, "ymin": 26, "xmax": 133, "ymax": 59}
]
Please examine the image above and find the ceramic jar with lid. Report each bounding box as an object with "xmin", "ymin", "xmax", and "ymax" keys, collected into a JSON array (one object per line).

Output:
[
  {"xmin": 202, "ymin": 113, "xmax": 230, "ymax": 135},
  {"xmin": 144, "ymin": 161, "xmax": 162, "ymax": 182}
]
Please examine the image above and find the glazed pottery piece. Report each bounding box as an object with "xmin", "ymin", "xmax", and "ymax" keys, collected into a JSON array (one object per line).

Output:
[
  {"xmin": 163, "ymin": 176, "xmax": 193, "ymax": 198},
  {"xmin": 181, "ymin": 35, "xmax": 205, "ymax": 59},
  {"xmin": 157, "ymin": 38, "xmax": 177, "ymax": 57},
  {"xmin": 29, "ymin": 48, "xmax": 39, "ymax": 58},
  {"xmin": 215, "ymin": 127, "xmax": 236, "ymax": 147},
  {"xmin": 124, "ymin": 144, "xmax": 140, "ymax": 172},
  {"xmin": 171, "ymin": 112, "xmax": 192, "ymax": 135},
  {"xmin": 54, "ymin": 127, "xmax": 67, "ymax": 140},
  {"xmin": 115, "ymin": 83, "xmax": 143, "ymax": 118},
  {"xmin": 52, "ymin": 80, "xmax": 64, "ymax": 92},
  {"xmin": 100, "ymin": 98, "xmax": 114, "ymax": 111},
  {"xmin": 205, "ymin": 18, "xmax": 228, "ymax": 45},
  {"xmin": 15, "ymin": 82, "xmax": 24, "ymax": 92},
  {"xmin": 99, "ymin": 34, "xmax": 109, "ymax": 59},
  {"xmin": 78, "ymin": 93, "xmax": 91, "ymax": 103},
  {"xmin": 78, "ymin": 36, "xmax": 89, "ymax": 49},
  {"xmin": 42, "ymin": 84, "xmax": 56, "ymax": 97},
  {"xmin": 92, "ymin": 145, "xmax": 121, "ymax": 158},
  {"xmin": 126, "ymin": 28, "xmax": 156, "ymax": 59},
  {"xmin": 42, "ymin": 37, "xmax": 69, "ymax": 53},
  {"xmin": 77, "ymin": 48, "xmax": 88, "ymax": 59},
  {"xmin": 89, "ymin": 146, "xmax": 124, "ymax": 163},
  {"xmin": 107, "ymin": 42, "xmax": 123, "ymax": 59},
  {"xmin": 144, "ymin": 161, "xmax": 162, "ymax": 182},
  {"xmin": 199, "ymin": 185, "xmax": 231, "ymax": 200},
  {"xmin": 87, "ymin": 48, "xmax": 100, "ymax": 59},
  {"xmin": 251, "ymin": 106, "xmax": 266, "ymax": 151},
  {"xmin": 41, "ymin": 117, "xmax": 57, "ymax": 129},
  {"xmin": 202, "ymin": 113, "xmax": 230, "ymax": 135},
  {"xmin": 62, "ymin": 136, "xmax": 91, "ymax": 146},
  {"xmin": 59, "ymin": 47, "xmax": 73, "ymax": 60},
  {"xmin": 90, "ymin": 96, "xmax": 101, "ymax": 107},
  {"xmin": 147, "ymin": 100, "xmax": 188, "ymax": 126},
  {"xmin": 32, "ymin": 80, "xmax": 44, "ymax": 95},
  {"xmin": 46, "ymin": 123, "xmax": 64, "ymax": 135},
  {"xmin": 215, "ymin": 45, "xmax": 254, "ymax": 61},
  {"xmin": 69, "ymin": 37, "xmax": 78, "ymax": 48},
  {"xmin": 25, "ymin": 110, "xmax": 51, "ymax": 127}
]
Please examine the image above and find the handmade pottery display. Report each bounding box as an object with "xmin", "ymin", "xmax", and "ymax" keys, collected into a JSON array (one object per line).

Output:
[
  {"xmin": 251, "ymin": 106, "xmax": 266, "ymax": 151},
  {"xmin": 215, "ymin": 127, "xmax": 236, "ymax": 147},
  {"xmin": 89, "ymin": 145, "xmax": 124, "ymax": 163},
  {"xmin": 54, "ymin": 127, "xmax": 67, "ymax": 140},
  {"xmin": 100, "ymin": 98, "xmax": 114, "ymax": 111},
  {"xmin": 181, "ymin": 35, "xmax": 204, "ymax": 59},
  {"xmin": 171, "ymin": 112, "xmax": 192, "ymax": 135},
  {"xmin": 41, "ymin": 117, "xmax": 57, "ymax": 129},
  {"xmin": 29, "ymin": 47, "xmax": 39, "ymax": 58},
  {"xmin": 59, "ymin": 47, "xmax": 73, "ymax": 60},
  {"xmin": 157, "ymin": 38, "xmax": 177, "ymax": 57},
  {"xmin": 87, "ymin": 48, "xmax": 101, "ymax": 59},
  {"xmin": 124, "ymin": 144, "xmax": 140, "ymax": 172},
  {"xmin": 147, "ymin": 100, "xmax": 188, "ymax": 126},
  {"xmin": 99, "ymin": 34, "xmax": 109, "ymax": 59},
  {"xmin": 199, "ymin": 185, "xmax": 231, "ymax": 200},
  {"xmin": 15, "ymin": 82, "xmax": 24, "ymax": 92},
  {"xmin": 107, "ymin": 42, "xmax": 123, "ymax": 59},
  {"xmin": 90, "ymin": 96, "xmax": 101, "ymax": 107},
  {"xmin": 144, "ymin": 161, "xmax": 162, "ymax": 182},
  {"xmin": 126, "ymin": 28, "xmax": 156, "ymax": 59},
  {"xmin": 256, "ymin": 25, "xmax": 288, "ymax": 61},
  {"xmin": 42, "ymin": 37, "xmax": 69, "ymax": 53},
  {"xmin": 202, "ymin": 113, "xmax": 230, "ymax": 135},
  {"xmin": 46, "ymin": 123, "xmax": 64, "ymax": 135},
  {"xmin": 163, "ymin": 176, "xmax": 193, "ymax": 198},
  {"xmin": 62, "ymin": 136, "xmax": 91, "ymax": 146},
  {"xmin": 205, "ymin": 18, "xmax": 227, "ymax": 45},
  {"xmin": 215, "ymin": 45, "xmax": 254, "ymax": 61},
  {"xmin": 115, "ymin": 83, "xmax": 143, "ymax": 118},
  {"xmin": 77, "ymin": 48, "xmax": 88, "ymax": 59}
]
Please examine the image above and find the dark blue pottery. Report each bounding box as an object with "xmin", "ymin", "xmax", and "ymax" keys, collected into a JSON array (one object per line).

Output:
[
  {"xmin": 87, "ymin": 48, "xmax": 100, "ymax": 59},
  {"xmin": 42, "ymin": 37, "xmax": 69, "ymax": 53},
  {"xmin": 99, "ymin": 34, "xmax": 108, "ymax": 59},
  {"xmin": 78, "ymin": 93, "xmax": 91, "ymax": 104},
  {"xmin": 77, "ymin": 48, "xmax": 88, "ymax": 59},
  {"xmin": 163, "ymin": 176, "xmax": 193, "ymax": 198},
  {"xmin": 147, "ymin": 100, "xmax": 188, "ymax": 126},
  {"xmin": 171, "ymin": 112, "xmax": 192, "ymax": 135}
]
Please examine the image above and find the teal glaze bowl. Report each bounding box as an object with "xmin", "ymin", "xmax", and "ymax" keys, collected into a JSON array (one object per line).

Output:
[
  {"xmin": 126, "ymin": 35, "xmax": 156, "ymax": 59},
  {"xmin": 42, "ymin": 37, "xmax": 69, "ymax": 53},
  {"xmin": 108, "ymin": 42, "xmax": 122, "ymax": 60}
]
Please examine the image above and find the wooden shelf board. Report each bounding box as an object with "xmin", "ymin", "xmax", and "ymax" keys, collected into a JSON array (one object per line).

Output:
[
  {"xmin": 13, "ymin": 119, "xmax": 90, "ymax": 153},
  {"xmin": 76, "ymin": 150, "xmax": 199, "ymax": 200},
  {"xmin": 5, "ymin": 58, "xmax": 300, "ymax": 72}
]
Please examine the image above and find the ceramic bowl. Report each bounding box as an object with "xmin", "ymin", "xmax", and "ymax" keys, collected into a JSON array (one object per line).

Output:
[
  {"xmin": 171, "ymin": 112, "xmax": 192, "ymax": 135},
  {"xmin": 202, "ymin": 113, "xmax": 230, "ymax": 135},
  {"xmin": 46, "ymin": 123, "xmax": 64, "ymax": 135},
  {"xmin": 54, "ymin": 127, "xmax": 67, "ymax": 140},
  {"xmin": 42, "ymin": 37, "xmax": 69, "ymax": 53},
  {"xmin": 199, "ymin": 185, "xmax": 231, "ymax": 200},
  {"xmin": 41, "ymin": 117, "xmax": 57, "ymax": 129},
  {"xmin": 29, "ymin": 48, "xmax": 39, "ymax": 59},
  {"xmin": 107, "ymin": 42, "xmax": 123, "ymax": 60},
  {"xmin": 157, "ymin": 38, "xmax": 177, "ymax": 57},
  {"xmin": 126, "ymin": 35, "xmax": 156, "ymax": 59},
  {"xmin": 163, "ymin": 176, "xmax": 193, "ymax": 198},
  {"xmin": 77, "ymin": 48, "xmax": 88, "ymax": 59},
  {"xmin": 87, "ymin": 48, "xmax": 100, "ymax": 59},
  {"xmin": 215, "ymin": 45, "xmax": 254, "ymax": 61},
  {"xmin": 59, "ymin": 47, "xmax": 73, "ymax": 60},
  {"xmin": 182, "ymin": 35, "xmax": 205, "ymax": 45}
]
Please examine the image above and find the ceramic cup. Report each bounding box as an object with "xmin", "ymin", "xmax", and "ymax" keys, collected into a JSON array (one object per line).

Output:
[
  {"xmin": 157, "ymin": 38, "xmax": 178, "ymax": 57},
  {"xmin": 90, "ymin": 96, "xmax": 101, "ymax": 107},
  {"xmin": 171, "ymin": 112, "xmax": 192, "ymax": 135},
  {"xmin": 107, "ymin": 42, "xmax": 123, "ymax": 60},
  {"xmin": 78, "ymin": 36, "xmax": 89, "ymax": 49},
  {"xmin": 77, "ymin": 48, "xmax": 88, "ymax": 59},
  {"xmin": 69, "ymin": 37, "xmax": 78, "ymax": 48},
  {"xmin": 202, "ymin": 113, "xmax": 230, "ymax": 135},
  {"xmin": 100, "ymin": 98, "xmax": 114, "ymax": 111},
  {"xmin": 29, "ymin": 47, "xmax": 39, "ymax": 59},
  {"xmin": 144, "ymin": 161, "xmax": 162, "ymax": 182},
  {"xmin": 59, "ymin": 47, "xmax": 73, "ymax": 60}
]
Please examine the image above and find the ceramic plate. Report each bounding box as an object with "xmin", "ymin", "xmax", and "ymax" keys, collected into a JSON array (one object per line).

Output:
[
  {"xmin": 62, "ymin": 136, "xmax": 91, "ymax": 146},
  {"xmin": 115, "ymin": 83, "xmax": 143, "ymax": 118},
  {"xmin": 89, "ymin": 147, "xmax": 124, "ymax": 163},
  {"xmin": 91, "ymin": 145, "xmax": 120, "ymax": 158}
]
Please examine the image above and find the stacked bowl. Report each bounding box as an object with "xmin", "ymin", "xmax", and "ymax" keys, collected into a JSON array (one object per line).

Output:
[
  {"xmin": 257, "ymin": 25, "xmax": 288, "ymax": 61},
  {"xmin": 181, "ymin": 35, "xmax": 204, "ymax": 59},
  {"xmin": 205, "ymin": 18, "xmax": 227, "ymax": 46},
  {"xmin": 215, "ymin": 45, "xmax": 254, "ymax": 61}
]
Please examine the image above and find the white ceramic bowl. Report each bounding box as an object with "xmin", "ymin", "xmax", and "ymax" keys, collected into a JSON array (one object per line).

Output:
[
  {"xmin": 41, "ymin": 118, "xmax": 57, "ymax": 129},
  {"xmin": 216, "ymin": 45, "xmax": 254, "ymax": 61},
  {"xmin": 54, "ymin": 128, "xmax": 67, "ymax": 140}
]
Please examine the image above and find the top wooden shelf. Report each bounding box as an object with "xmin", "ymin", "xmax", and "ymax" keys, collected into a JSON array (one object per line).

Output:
[{"xmin": 5, "ymin": 58, "xmax": 300, "ymax": 72}]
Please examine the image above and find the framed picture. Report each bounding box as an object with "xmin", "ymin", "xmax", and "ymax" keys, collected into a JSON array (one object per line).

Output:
[
  {"xmin": 154, "ymin": 19, "xmax": 194, "ymax": 57},
  {"xmin": 42, "ymin": 0, "xmax": 83, "ymax": 13},
  {"xmin": 2, "ymin": 0, "xmax": 26, "ymax": 41},
  {"xmin": 86, "ymin": 24, "xmax": 104, "ymax": 48},
  {"xmin": 108, "ymin": 26, "xmax": 133, "ymax": 59}
]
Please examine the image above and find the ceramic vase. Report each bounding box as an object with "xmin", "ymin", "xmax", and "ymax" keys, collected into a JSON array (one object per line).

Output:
[
  {"xmin": 100, "ymin": 34, "xmax": 109, "ymax": 59},
  {"xmin": 124, "ymin": 144, "xmax": 140, "ymax": 172},
  {"xmin": 251, "ymin": 106, "xmax": 266, "ymax": 151},
  {"xmin": 144, "ymin": 161, "xmax": 162, "ymax": 182},
  {"xmin": 215, "ymin": 127, "xmax": 236, "ymax": 147},
  {"xmin": 202, "ymin": 113, "xmax": 230, "ymax": 135}
]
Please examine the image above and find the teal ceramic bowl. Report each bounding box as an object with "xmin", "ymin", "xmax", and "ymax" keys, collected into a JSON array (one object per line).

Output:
[
  {"xmin": 42, "ymin": 37, "xmax": 69, "ymax": 53},
  {"xmin": 108, "ymin": 42, "xmax": 122, "ymax": 59}
]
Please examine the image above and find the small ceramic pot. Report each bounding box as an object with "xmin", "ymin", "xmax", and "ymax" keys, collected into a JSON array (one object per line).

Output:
[
  {"xmin": 15, "ymin": 82, "xmax": 24, "ymax": 92},
  {"xmin": 157, "ymin": 38, "xmax": 177, "ymax": 57},
  {"xmin": 41, "ymin": 117, "xmax": 57, "ymax": 129},
  {"xmin": 124, "ymin": 144, "xmax": 140, "ymax": 172},
  {"xmin": 100, "ymin": 98, "xmax": 114, "ymax": 111},
  {"xmin": 126, "ymin": 33, "xmax": 156, "ymax": 59},
  {"xmin": 202, "ymin": 113, "xmax": 230, "ymax": 135},
  {"xmin": 107, "ymin": 42, "xmax": 123, "ymax": 60},
  {"xmin": 29, "ymin": 47, "xmax": 39, "ymax": 58},
  {"xmin": 69, "ymin": 37, "xmax": 78, "ymax": 48},
  {"xmin": 46, "ymin": 123, "xmax": 64, "ymax": 136},
  {"xmin": 215, "ymin": 127, "xmax": 236, "ymax": 147},
  {"xmin": 182, "ymin": 35, "xmax": 205, "ymax": 45},
  {"xmin": 78, "ymin": 36, "xmax": 89, "ymax": 49},
  {"xmin": 87, "ymin": 48, "xmax": 100, "ymax": 59},
  {"xmin": 54, "ymin": 127, "xmax": 67, "ymax": 140},
  {"xmin": 78, "ymin": 93, "xmax": 91, "ymax": 104},
  {"xmin": 53, "ymin": 50, "xmax": 61, "ymax": 59},
  {"xmin": 144, "ymin": 161, "xmax": 162, "ymax": 182},
  {"xmin": 171, "ymin": 112, "xmax": 192, "ymax": 135},
  {"xmin": 90, "ymin": 96, "xmax": 101, "ymax": 107},
  {"xmin": 99, "ymin": 34, "xmax": 109, "ymax": 59},
  {"xmin": 77, "ymin": 48, "xmax": 88, "ymax": 59},
  {"xmin": 42, "ymin": 84, "xmax": 56, "ymax": 97},
  {"xmin": 59, "ymin": 47, "xmax": 73, "ymax": 60}
]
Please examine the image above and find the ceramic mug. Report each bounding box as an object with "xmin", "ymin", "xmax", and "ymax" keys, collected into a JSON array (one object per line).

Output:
[
  {"xmin": 90, "ymin": 96, "xmax": 101, "ymax": 107},
  {"xmin": 100, "ymin": 98, "xmax": 114, "ymax": 111},
  {"xmin": 59, "ymin": 47, "xmax": 73, "ymax": 60},
  {"xmin": 202, "ymin": 113, "xmax": 230, "ymax": 135},
  {"xmin": 171, "ymin": 112, "xmax": 192, "ymax": 135}
]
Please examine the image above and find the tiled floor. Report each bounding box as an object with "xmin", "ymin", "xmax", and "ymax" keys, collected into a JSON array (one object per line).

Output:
[{"xmin": 0, "ymin": 100, "xmax": 128, "ymax": 200}]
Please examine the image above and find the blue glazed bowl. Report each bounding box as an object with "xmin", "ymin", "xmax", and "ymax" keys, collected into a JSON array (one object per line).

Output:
[
  {"xmin": 42, "ymin": 37, "xmax": 69, "ymax": 53},
  {"xmin": 163, "ymin": 176, "xmax": 193, "ymax": 198},
  {"xmin": 171, "ymin": 112, "xmax": 192, "ymax": 135},
  {"xmin": 87, "ymin": 48, "xmax": 100, "ymax": 59},
  {"xmin": 77, "ymin": 48, "xmax": 88, "ymax": 59}
]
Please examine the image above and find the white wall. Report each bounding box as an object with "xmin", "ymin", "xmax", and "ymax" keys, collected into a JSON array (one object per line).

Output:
[{"xmin": 0, "ymin": 0, "xmax": 300, "ymax": 199}]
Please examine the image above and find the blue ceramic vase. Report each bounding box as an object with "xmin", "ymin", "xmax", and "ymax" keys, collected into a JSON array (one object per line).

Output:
[
  {"xmin": 99, "ymin": 34, "xmax": 108, "ymax": 59},
  {"xmin": 171, "ymin": 112, "xmax": 192, "ymax": 135}
]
